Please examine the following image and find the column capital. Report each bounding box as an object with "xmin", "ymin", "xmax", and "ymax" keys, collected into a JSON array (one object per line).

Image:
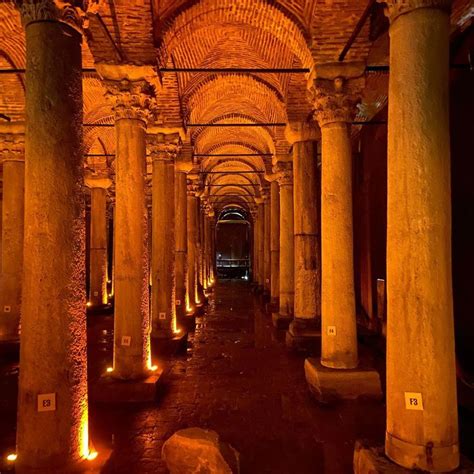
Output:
[
  {"xmin": 274, "ymin": 162, "xmax": 293, "ymax": 187},
  {"xmin": 104, "ymin": 79, "xmax": 158, "ymax": 125},
  {"xmin": 14, "ymin": 0, "xmax": 101, "ymax": 32},
  {"xmin": 378, "ymin": 0, "xmax": 451, "ymax": 23},
  {"xmin": 148, "ymin": 132, "xmax": 182, "ymax": 162},
  {"xmin": 0, "ymin": 124, "xmax": 25, "ymax": 163},
  {"xmin": 285, "ymin": 121, "xmax": 320, "ymax": 145},
  {"xmin": 311, "ymin": 75, "xmax": 365, "ymax": 127},
  {"xmin": 186, "ymin": 180, "xmax": 200, "ymax": 197}
]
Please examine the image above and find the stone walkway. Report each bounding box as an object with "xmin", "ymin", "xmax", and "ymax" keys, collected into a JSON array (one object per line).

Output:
[{"xmin": 90, "ymin": 281, "xmax": 385, "ymax": 473}]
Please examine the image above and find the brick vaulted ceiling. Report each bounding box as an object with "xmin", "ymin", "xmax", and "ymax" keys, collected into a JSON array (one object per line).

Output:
[{"xmin": 0, "ymin": 0, "xmax": 472, "ymax": 213}]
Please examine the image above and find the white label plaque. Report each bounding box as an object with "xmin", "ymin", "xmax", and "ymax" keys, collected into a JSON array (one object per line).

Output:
[
  {"xmin": 327, "ymin": 326, "xmax": 337, "ymax": 336},
  {"xmin": 3, "ymin": 306, "xmax": 11, "ymax": 313},
  {"xmin": 93, "ymin": 291, "xmax": 99, "ymax": 297},
  {"xmin": 176, "ymin": 300, "xmax": 181, "ymax": 306},
  {"xmin": 159, "ymin": 312, "xmax": 166, "ymax": 320},
  {"xmin": 38, "ymin": 393, "xmax": 56, "ymax": 412},
  {"xmin": 121, "ymin": 336, "xmax": 131, "ymax": 347},
  {"xmin": 404, "ymin": 392, "xmax": 423, "ymax": 410}
]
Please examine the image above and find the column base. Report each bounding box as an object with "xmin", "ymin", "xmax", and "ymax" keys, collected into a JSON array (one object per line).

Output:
[
  {"xmin": 0, "ymin": 335, "xmax": 20, "ymax": 357},
  {"xmin": 151, "ymin": 330, "xmax": 188, "ymax": 353},
  {"xmin": 90, "ymin": 371, "xmax": 163, "ymax": 403},
  {"xmin": 266, "ymin": 300, "xmax": 279, "ymax": 313},
  {"xmin": 304, "ymin": 358, "xmax": 382, "ymax": 403},
  {"xmin": 285, "ymin": 319, "xmax": 321, "ymax": 353},
  {"xmin": 272, "ymin": 313, "xmax": 292, "ymax": 329},
  {"xmin": 353, "ymin": 440, "xmax": 468, "ymax": 474}
]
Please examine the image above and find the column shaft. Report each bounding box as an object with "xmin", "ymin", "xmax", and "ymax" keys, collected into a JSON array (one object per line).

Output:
[
  {"xmin": 385, "ymin": 5, "xmax": 458, "ymax": 471},
  {"xmin": 320, "ymin": 122, "xmax": 358, "ymax": 369},
  {"xmin": 257, "ymin": 203, "xmax": 265, "ymax": 287},
  {"xmin": 263, "ymin": 196, "xmax": 271, "ymax": 293},
  {"xmin": 89, "ymin": 187, "xmax": 108, "ymax": 306},
  {"xmin": 175, "ymin": 171, "xmax": 187, "ymax": 319},
  {"xmin": 0, "ymin": 157, "xmax": 24, "ymax": 341},
  {"xmin": 113, "ymin": 118, "xmax": 150, "ymax": 379},
  {"xmin": 17, "ymin": 19, "xmax": 89, "ymax": 469},
  {"xmin": 270, "ymin": 180, "xmax": 280, "ymax": 304},
  {"xmin": 187, "ymin": 193, "xmax": 197, "ymax": 309}
]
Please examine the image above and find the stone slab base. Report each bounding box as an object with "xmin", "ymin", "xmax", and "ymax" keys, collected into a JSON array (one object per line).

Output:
[
  {"xmin": 353, "ymin": 440, "xmax": 474, "ymax": 474},
  {"xmin": 304, "ymin": 358, "xmax": 382, "ymax": 403},
  {"xmin": 152, "ymin": 331, "xmax": 188, "ymax": 355},
  {"xmin": 285, "ymin": 325, "xmax": 321, "ymax": 353},
  {"xmin": 0, "ymin": 336, "xmax": 19, "ymax": 357},
  {"xmin": 272, "ymin": 313, "xmax": 292, "ymax": 329},
  {"xmin": 90, "ymin": 372, "xmax": 163, "ymax": 403}
]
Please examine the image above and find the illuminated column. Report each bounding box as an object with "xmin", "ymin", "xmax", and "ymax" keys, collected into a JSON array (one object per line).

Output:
[
  {"xmin": 15, "ymin": 3, "xmax": 90, "ymax": 469},
  {"xmin": 195, "ymin": 197, "xmax": 204, "ymax": 303},
  {"xmin": 85, "ymin": 177, "xmax": 112, "ymax": 307},
  {"xmin": 269, "ymin": 179, "xmax": 280, "ymax": 305},
  {"xmin": 305, "ymin": 65, "xmax": 381, "ymax": 402},
  {"xmin": 205, "ymin": 209, "xmax": 216, "ymax": 287},
  {"xmin": 150, "ymin": 133, "xmax": 181, "ymax": 337},
  {"xmin": 175, "ymin": 169, "xmax": 187, "ymax": 320},
  {"xmin": 198, "ymin": 202, "xmax": 206, "ymax": 293},
  {"xmin": 0, "ymin": 126, "xmax": 24, "ymax": 343},
  {"xmin": 263, "ymin": 190, "xmax": 271, "ymax": 295},
  {"xmin": 383, "ymin": 2, "xmax": 457, "ymax": 471},
  {"xmin": 256, "ymin": 198, "xmax": 265, "ymax": 288},
  {"xmin": 272, "ymin": 162, "xmax": 294, "ymax": 329},
  {"xmin": 186, "ymin": 179, "xmax": 198, "ymax": 310},
  {"xmin": 105, "ymin": 79, "xmax": 154, "ymax": 379},
  {"xmin": 251, "ymin": 209, "xmax": 258, "ymax": 283},
  {"xmin": 285, "ymin": 123, "xmax": 321, "ymax": 350}
]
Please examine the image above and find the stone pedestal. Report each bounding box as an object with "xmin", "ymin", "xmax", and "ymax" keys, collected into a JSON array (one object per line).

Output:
[
  {"xmin": 0, "ymin": 125, "xmax": 24, "ymax": 344},
  {"xmin": 305, "ymin": 358, "xmax": 382, "ymax": 403},
  {"xmin": 286, "ymin": 319, "xmax": 321, "ymax": 353}
]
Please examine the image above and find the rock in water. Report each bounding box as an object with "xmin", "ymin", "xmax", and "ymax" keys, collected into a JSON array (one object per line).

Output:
[{"xmin": 162, "ymin": 428, "xmax": 240, "ymax": 474}]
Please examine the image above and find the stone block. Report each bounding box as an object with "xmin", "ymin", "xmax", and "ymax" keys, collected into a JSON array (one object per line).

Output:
[
  {"xmin": 272, "ymin": 313, "xmax": 292, "ymax": 329},
  {"xmin": 90, "ymin": 372, "xmax": 163, "ymax": 403},
  {"xmin": 285, "ymin": 324, "xmax": 321, "ymax": 353},
  {"xmin": 162, "ymin": 428, "xmax": 240, "ymax": 474},
  {"xmin": 305, "ymin": 358, "xmax": 382, "ymax": 403},
  {"xmin": 353, "ymin": 440, "xmax": 474, "ymax": 474}
]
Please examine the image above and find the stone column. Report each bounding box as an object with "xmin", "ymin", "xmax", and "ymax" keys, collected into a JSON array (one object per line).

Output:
[
  {"xmin": 105, "ymin": 79, "xmax": 155, "ymax": 379},
  {"xmin": 85, "ymin": 177, "xmax": 112, "ymax": 307},
  {"xmin": 175, "ymin": 170, "xmax": 187, "ymax": 321},
  {"xmin": 186, "ymin": 180, "xmax": 198, "ymax": 311},
  {"xmin": 14, "ymin": 3, "xmax": 90, "ymax": 469},
  {"xmin": 256, "ymin": 198, "xmax": 265, "ymax": 289},
  {"xmin": 304, "ymin": 65, "xmax": 381, "ymax": 402},
  {"xmin": 206, "ymin": 210, "xmax": 216, "ymax": 287},
  {"xmin": 272, "ymin": 162, "xmax": 294, "ymax": 329},
  {"xmin": 285, "ymin": 123, "xmax": 321, "ymax": 351},
  {"xmin": 0, "ymin": 125, "xmax": 24, "ymax": 344},
  {"xmin": 263, "ymin": 191, "xmax": 271, "ymax": 295},
  {"xmin": 196, "ymin": 200, "xmax": 205, "ymax": 302},
  {"xmin": 269, "ymin": 179, "xmax": 280, "ymax": 306},
  {"xmin": 250, "ymin": 209, "xmax": 258, "ymax": 283},
  {"xmin": 150, "ymin": 133, "xmax": 181, "ymax": 337},
  {"xmin": 383, "ymin": 2, "xmax": 457, "ymax": 471}
]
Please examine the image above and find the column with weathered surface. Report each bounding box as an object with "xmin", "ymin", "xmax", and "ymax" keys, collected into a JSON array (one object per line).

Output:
[
  {"xmin": 355, "ymin": 2, "xmax": 459, "ymax": 471},
  {"xmin": 263, "ymin": 190, "xmax": 271, "ymax": 295},
  {"xmin": 85, "ymin": 176, "xmax": 112, "ymax": 307},
  {"xmin": 14, "ymin": 3, "xmax": 91, "ymax": 469},
  {"xmin": 150, "ymin": 133, "xmax": 181, "ymax": 337},
  {"xmin": 269, "ymin": 180, "xmax": 280, "ymax": 306},
  {"xmin": 105, "ymin": 78, "xmax": 155, "ymax": 380},
  {"xmin": 186, "ymin": 178, "xmax": 198, "ymax": 311},
  {"xmin": 272, "ymin": 161, "xmax": 294, "ymax": 329},
  {"xmin": 256, "ymin": 198, "xmax": 265, "ymax": 289},
  {"xmin": 196, "ymin": 199, "xmax": 205, "ymax": 301},
  {"xmin": 251, "ymin": 209, "xmax": 259, "ymax": 284},
  {"xmin": 305, "ymin": 65, "xmax": 381, "ymax": 402},
  {"xmin": 0, "ymin": 125, "xmax": 24, "ymax": 344},
  {"xmin": 285, "ymin": 123, "xmax": 321, "ymax": 351},
  {"xmin": 175, "ymin": 169, "xmax": 188, "ymax": 321}
]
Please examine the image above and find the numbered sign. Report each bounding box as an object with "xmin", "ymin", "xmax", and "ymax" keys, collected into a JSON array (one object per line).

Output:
[
  {"xmin": 176, "ymin": 300, "xmax": 181, "ymax": 306},
  {"xmin": 159, "ymin": 312, "xmax": 166, "ymax": 320},
  {"xmin": 404, "ymin": 392, "xmax": 423, "ymax": 410},
  {"xmin": 93, "ymin": 291, "xmax": 99, "ymax": 297},
  {"xmin": 37, "ymin": 393, "xmax": 56, "ymax": 412},
  {"xmin": 3, "ymin": 306, "xmax": 11, "ymax": 313},
  {"xmin": 327, "ymin": 326, "xmax": 337, "ymax": 336},
  {"xmin": 121, "ymin": 336, "xmax": 131, "ymax": 347}
]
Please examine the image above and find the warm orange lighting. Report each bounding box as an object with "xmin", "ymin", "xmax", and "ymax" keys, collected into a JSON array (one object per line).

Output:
[
  {"xmin": 150, "ymin": 365, "xmax": 158, "ymax": 371},
  {"xmin": 86, "ymin": 301, "xmax": 92, "ymax": 307},
  {"xmin": 6, "ymin": 453, "xmax": 17, "ymax": 462},
  {"xmin": 87, "ymin": 451, "xmax": 98, "ymax": 461},
  {"xmin": 174, "ymin": 328, "xmax": 182, "ymax": 335},
  {"xmin": 106, "ymin": 367, "xmax": 113, "ymax": 373}
]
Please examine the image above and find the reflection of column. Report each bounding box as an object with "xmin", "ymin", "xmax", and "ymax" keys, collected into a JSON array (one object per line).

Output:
[
  {"xmin": 270, "ymin": 180, "xmax": 280, "ymax": 305},
  {"xmin": 305, "ymin": 65, "xmax": 381, "ymax": 403},
  {"xmin": 272, "ymin": 162, "xmax": 294, "ymax": 329},
  {"xmin": 263, "ymin": 191, "xmax": 271, "ymax": 295},
  {"xmin": 150, "ymin": 133, "xmax": 181, "ymax": 337},
  {"xmin": 0, "ymin": 126, "xmax": 24, "ymax": 343},
  {"xmin": 285, "ymin": 123, "xmax": 321, "ymax": 351},
  {"xmin": 106, "ymin": 79, "xmax": 154, "ymax": 379},
  {"xmin": 384, "ymin": 3, "xmax": 457, "ymax": 471},
  {"xmin": 85, "ymin": 177, "xmax": 112, "ymax": 307},
  {"xmin": 15, "ymin": 4, "xmax": 90, "ymax": 468},
  {"xmin": 175, "ymin": 170, "xmax": 187, "ymax": 321}
]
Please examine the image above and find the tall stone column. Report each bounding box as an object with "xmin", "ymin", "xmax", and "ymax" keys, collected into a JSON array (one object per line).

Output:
[
  {"xmin": 196, "ymin": 200, "xmax": 205, "ymax": 301},
  {"xmin": 263, "ymin": 191, "xmax": 271, "ymax": 295},
  {"xmin": 305, "ymin": 65, "xmax": 381, "ymax": 402},
  {"xmin": 0, "ymin": 125, "xmax": 24, "ymax": 344},
  {"xmin": 250, "ymin": 209, "xmax": 258, "ymax": 283},
  {"xmin": 205, "ymin": 210, "xmax": 216, "ymax": 287},
  {"xmin": 150, "ymin": 133, "xmax": 181, "ymax": 337},
  {"xmin": 285, "ymin": 123, "xmax": 321, "ymax": 351},
  {"xmin": 272, "ymin": 162, "xmax": 294, "ymax": 329},
  {"xmin": 269, "ymin": 179, "xmax": 280, "ymax": 306},
  {"xmin": 175, "ymin": 170, "xmax": 187, "ymax": 321},
  {"xmin": 14, "ymin": 3, "xmax": 90, "ymax": 469},
  {"xmin": 105, "ymin": 79, "xmax": 155, "ymax": 379},
  {"xmin": 256, "ymin": 198, "xmax": 265, "ymax": 289},
  {"xmin": 186, "ymin": 179, "xmax": 198, "ymax": 311},
  {"xmin": 85, "ymin": 177, "xmax": 112, "ymax": 307},
  {"xmin": 384, "ymin": 2, "xmax": 457, "ymax": 471}
]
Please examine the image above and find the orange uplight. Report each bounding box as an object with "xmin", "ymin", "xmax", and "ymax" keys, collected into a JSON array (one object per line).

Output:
[
  {"xmin": 87, "ymin": 451, "xmax": 98, "ymax": 461},
  {"xmin": 6, "ymin": 453, "xmax": 17, "ymax": 462},
  {"xmin": 86, "ymin": 301, "xmax": 92, "ymax": 307},
  {"xmin": 150, "ymin": 365, "xmax": 158, "ymax": 371},
  {"xmin": 106, "ymin": 367, "xmax": 113, "ymax": 373}
]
